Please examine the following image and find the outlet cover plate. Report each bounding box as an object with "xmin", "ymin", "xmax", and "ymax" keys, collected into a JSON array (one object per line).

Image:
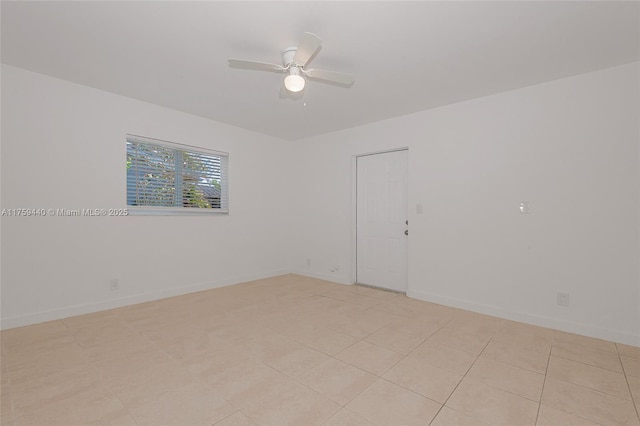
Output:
[
  {"xmin": 557, "ymin": 292, "xmax": 570, "ymax": 307},
  {"xmin": 109, "ymin": 279, "xmax": 120, "ymax": 291}
]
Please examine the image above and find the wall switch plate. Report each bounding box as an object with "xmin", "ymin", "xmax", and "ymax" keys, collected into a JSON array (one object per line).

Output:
[{"xmin": 557, "ymin": 292, "xmax": 570, "ymax": 307}]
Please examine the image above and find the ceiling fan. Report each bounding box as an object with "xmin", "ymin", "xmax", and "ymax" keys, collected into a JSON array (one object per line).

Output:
[{"xmin": 228, "ymin": 32, "xmax": 355, "ymax": 94}]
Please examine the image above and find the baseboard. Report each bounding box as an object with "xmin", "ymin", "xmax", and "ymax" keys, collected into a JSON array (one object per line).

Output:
[
  {"xmin": 290, "ymin": 269, "xmax": 352, "ymax": 286},
  {"xmin": 0, "ymin": 269, "xmax": 290, "ymax": 330},
  {"xmin": 407, "ymin": 289, "xmax": 640, "ymax": 347},
  {"xmin": 7, "ymin": 272, "xmax": 636, "ymax": 347}
]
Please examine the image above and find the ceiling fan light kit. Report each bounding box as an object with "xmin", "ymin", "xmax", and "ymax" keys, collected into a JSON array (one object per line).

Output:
[
  {"xmin": 229, "ymin": 32, "xmax": 354, "ymax": 94},
  {"xmin": 284, "ymin": 67, "xmax": 305, "ymax": 92}
]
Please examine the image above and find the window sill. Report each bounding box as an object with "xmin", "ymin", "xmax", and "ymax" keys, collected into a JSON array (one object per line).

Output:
[{"xmin": 127, "ymin": 207, "xmax": 229, "ymax": 216}]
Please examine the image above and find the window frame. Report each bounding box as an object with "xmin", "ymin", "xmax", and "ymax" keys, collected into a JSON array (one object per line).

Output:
[{"xmin": 126, "ymin": 134, "xmax": 229, "ymax": 216}]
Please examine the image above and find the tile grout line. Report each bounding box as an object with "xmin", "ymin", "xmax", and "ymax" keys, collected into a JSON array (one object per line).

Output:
[
  {"xmin": 94, "ymin": 315, "xmax": 173, "ymax": 426},
  {"xmin": 257, "ymin": 361, "xmax": 344, "ymax": 424},
  {"xmin": 338, "ymin": 318, "xmax": 455, "ymax": 416},
  {"xmin": 617, "ymin": 343, "xmax": 640, "ymax": 423},
  {"xmin": 14, "ymin": 320, "xmax": 139, "ymax": 426},
  {"xmin": 533, "ymin": 342, "xmax": 553, "ymax": 426},
  {"xmin": 546, "ymin": 353, "xmax": 638, "ymax": 401},
  {"xmin": 542, "ymin": 345, "xmax": 625, "ymax": 426},
  {"xmin": 550, "ymin": 352, "xmax": 626, "ymax": 374},
  {"xmin": 426, "ymin": 334, "xmax": 495, "ymax": 426},
  {"xmin": 370, "ymin": 316, "xmax": 454, "ymax": 378},
  {"xmin": 294, "ymin": 311, "xmax": 451, "ymax": 421},
  {"xmin": 481, "ymin": 350, "xmax": 548, "ymax": 376},
  {"xmin": 211, "ymin": 410, "xmax": 243, "ymax": 426},
  {"xmin": 4, "ymin": 278, "xmax": 639, "ymax": 426},
  {"xmin": 199, "ymin": 297, "xmax": 380, "ymax": 422}
]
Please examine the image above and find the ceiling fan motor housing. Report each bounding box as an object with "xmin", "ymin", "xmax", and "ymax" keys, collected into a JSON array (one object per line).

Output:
[{"xmin": 282, "ymin": 47, "xmax": 298, "ymax": 67}]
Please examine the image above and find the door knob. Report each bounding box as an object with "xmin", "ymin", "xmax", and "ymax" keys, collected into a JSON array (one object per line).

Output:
[{"xmin": 404, "ymin": 230, "xmax": 408, "ymax": 236}]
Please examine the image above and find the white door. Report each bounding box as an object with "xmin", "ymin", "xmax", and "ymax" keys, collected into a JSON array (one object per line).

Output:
[{"xmin": 356, "ymin": 150, "xmax": 408, "ymax": 292}]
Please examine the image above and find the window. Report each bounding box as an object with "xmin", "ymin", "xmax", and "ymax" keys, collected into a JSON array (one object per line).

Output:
[{"xmin": 126, "ymin": 135, "xmax": 228, "ymax": 214}]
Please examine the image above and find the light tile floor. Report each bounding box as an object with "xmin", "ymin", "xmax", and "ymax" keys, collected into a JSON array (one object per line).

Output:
[{"xmin": 1, "ymin": 274, "xmax": 639, "ymax": 426}]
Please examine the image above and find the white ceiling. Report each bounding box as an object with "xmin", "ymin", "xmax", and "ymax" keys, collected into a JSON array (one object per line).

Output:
[{"xmin": 2, "ymin": 1, "xmax": 639, "ymax": 141}]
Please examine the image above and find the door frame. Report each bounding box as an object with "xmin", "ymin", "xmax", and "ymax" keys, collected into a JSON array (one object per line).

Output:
[{"xmin": 351, "ymin": 147, "xmax": 409, "ymax": 286}]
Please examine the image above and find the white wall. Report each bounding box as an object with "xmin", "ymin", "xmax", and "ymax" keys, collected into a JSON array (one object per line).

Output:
[
  {"xmin": 1, "ymin": 65, "xmax": 294, "ymax": 328},
  {"xmin": 2, "ymin": 63, "xmax": 638, "ymax": 346},
  {"xmin": 291, "ymin": 63, "xmax": 640, "ymax": 346}
]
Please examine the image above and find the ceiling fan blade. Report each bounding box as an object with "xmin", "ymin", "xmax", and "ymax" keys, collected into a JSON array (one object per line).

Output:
[
  {"xmin": 228, "ymin": 59, "xmax": 285, "ymax": 72},
  {"xmin": 293, "ymin": 32, "xmax": 322, "ymax": 66},
  {"xmin": 305, "ymin": 68, "xmax": 355, "ymax": 86}
]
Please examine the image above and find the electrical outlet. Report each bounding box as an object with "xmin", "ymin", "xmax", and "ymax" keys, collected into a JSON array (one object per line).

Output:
[
  {"xmin": 109, "ymin": 279, "xmax": 120, "ymax": 291},
  {"xmin": 557, "ymin": 292, "xmax": 570, "ymax": 307}
]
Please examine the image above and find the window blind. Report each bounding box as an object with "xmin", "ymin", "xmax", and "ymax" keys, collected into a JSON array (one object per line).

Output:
[{"xmin": 126, "ymin": 135, "xmax": 229, "ymax": 213}]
